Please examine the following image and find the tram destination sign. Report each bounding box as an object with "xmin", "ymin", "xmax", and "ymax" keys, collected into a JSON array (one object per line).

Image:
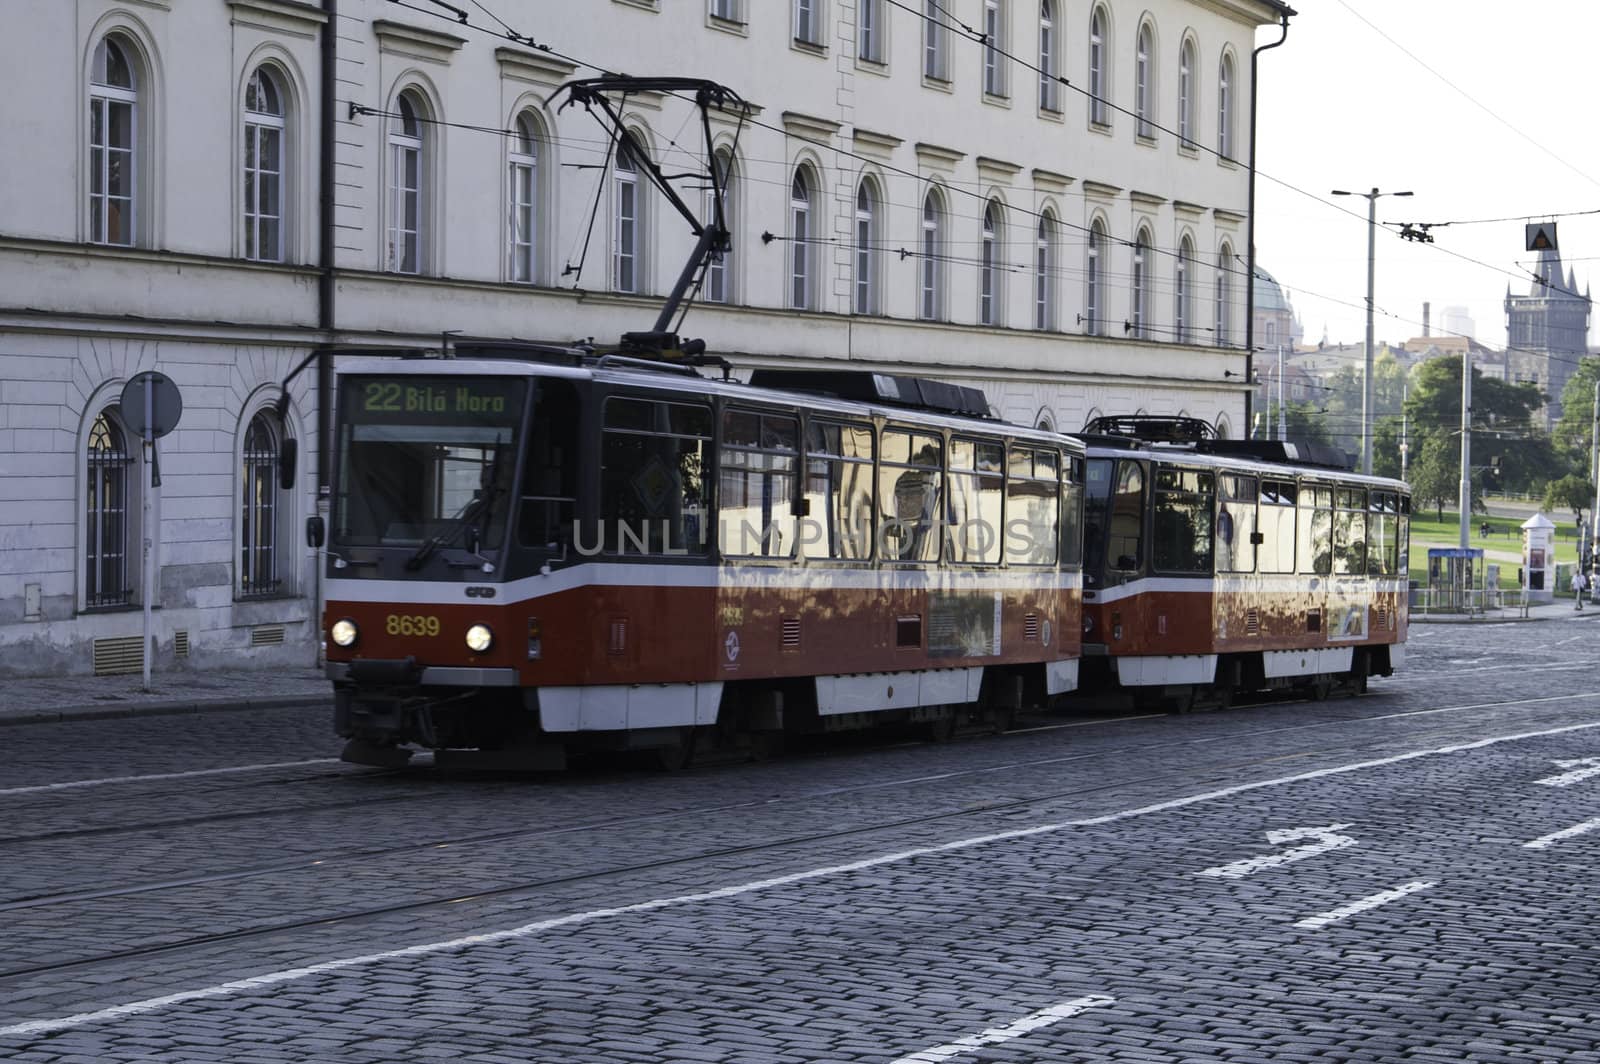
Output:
[{"xmin": 346, "ymin": 376, "xmax": 523, "ymax": 423}]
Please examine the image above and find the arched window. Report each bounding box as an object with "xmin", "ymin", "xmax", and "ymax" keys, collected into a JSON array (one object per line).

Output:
[
  {"xmin": 1038, "ymin": 1, "xmax": 1058, "ymax": 110},
  {"xmin": 1178, "ymin": 38, "xmax": 1196, "ymax": 147},
  {"xmin": 1035, "ymin": 210, "xmax": 1056, "ymax": 330},
  {"xmin": 859, "ymin": 0, "xmax": 883, "ymax": 61},
  {"xmin": 920, "ymin": 189, "xmax": 944, "ymax": 320},
  {"xmin": 1175, "ymin": 235, "xmax": 1194, "ymax": 343},
  {"xmin": 706, "ymin": 150, "xmax": 735, "ymax": 303},
  {"xmin": 790, "ymin": 166, "xmax": 815, "ymax": 309},
  {"xmin": 1215, "ymin": 242, "xmax": 1232, "ymax": 346},
  {"xmin": 508, "ymin": 111, "xmax": 539, "ymax": 283},
  {"xmin": 89, "ymin": 36, "xmax": 138, "ymax": 246},
  {"xmin": 243, "ymin": 66, "xmax": 285, "ymax": 262},
  {"xmin": 980, "ymin": 200, "xmax": 1002, "ymax": 326},
  {"xmin": 614, "ymin": 133, "xmax": 645, "ymax": 293},
  {"xmin": 387, "ymin": 92, "xmax": 424, "ymax": 273},
  {"xmin": 86, "ymin": 409, "xmax": 132, "ymax": 606},
  {"xmin": 854, "ymin": 178, "xmax": 878, "ymax": 315},
  {"xmin": 1131, "ymin": 228, "xmax": 1151, "ymax": 338},
  {"xmin": 1218, "ymin": 53, "xmax": 1235, "ymax": 159},
  {"xmin": 1135, "ymin": 22, "xmax": 1153, "ymax": 138},
  {"xmin": 1088, "ymin": 7, "xmax": 1108, "ymax": 125},
  {"xmin": 1085, "ymin": 218, "xmax": 1105, "ymax": 335},
  {"xmin": 983, "ymin": 0, "xmax": 1006, "ymax": 97},
  {"xmin": 924, "ymin": 0, "xmax": 948, "ymax": 79},
  {"xmin": 241, "ymin": 412, "xmax": 281, "ymax": 597}
]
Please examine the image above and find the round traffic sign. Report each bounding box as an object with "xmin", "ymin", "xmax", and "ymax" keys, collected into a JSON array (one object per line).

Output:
[{"xmin": 119, "ymin": 371, "xmax": 183, "ymax": 439}]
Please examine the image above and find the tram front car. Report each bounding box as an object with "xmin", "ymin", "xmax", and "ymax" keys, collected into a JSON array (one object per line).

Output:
[{"xmin": 320, "ymin": 351, "xmax": 578, "ymax": 769}]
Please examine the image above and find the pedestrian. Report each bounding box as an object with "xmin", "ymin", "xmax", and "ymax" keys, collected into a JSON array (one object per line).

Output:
[{"xmin": 1572, "ymin": 567, "xmax": 1585, "ymax": 611}]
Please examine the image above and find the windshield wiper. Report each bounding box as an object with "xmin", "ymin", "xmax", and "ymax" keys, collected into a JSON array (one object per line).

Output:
[{"xmin": 405, "ymin": 448, "xmax": 505, "ymax": 571}]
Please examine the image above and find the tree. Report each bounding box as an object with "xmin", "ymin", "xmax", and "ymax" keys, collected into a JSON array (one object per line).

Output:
[
  {"xmin": 1402, "ymin": 355, "xmax": 1564, "ymax": 498},
  {"xmin": 1553, "ymin": 356, "xmax": 1600, "ymax": 461},
  {"xmin": 1408, "ymin": 435, "xmax": 1459, "ymax": 520},
  {"xmin": 1543, "ymin": 473, "xmax": 1593, "ymax": 529}
]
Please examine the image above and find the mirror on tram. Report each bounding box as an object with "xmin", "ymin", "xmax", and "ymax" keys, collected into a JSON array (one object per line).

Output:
[
  {"xmin": 279, "ymin": 437, "xmax": 298, "ymax": 490},
  {"xmin": 305, "ymin": 515, "xmax": 325, "ymax": 549}
]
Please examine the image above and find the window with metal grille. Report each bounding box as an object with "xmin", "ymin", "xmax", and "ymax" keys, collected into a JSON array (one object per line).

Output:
[
  {"xmin": 241, "ymin": 412, "xmax": 281, "ymax": 596},
  {"xmin": 86, "ymin": 410, "xmax": 132, "ymax": 607}
]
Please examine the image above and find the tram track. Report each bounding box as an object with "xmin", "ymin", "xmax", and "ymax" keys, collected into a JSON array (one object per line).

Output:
[{"xmin": 4, "ymin": 684, "xmax": 1588, "ymax": 984}]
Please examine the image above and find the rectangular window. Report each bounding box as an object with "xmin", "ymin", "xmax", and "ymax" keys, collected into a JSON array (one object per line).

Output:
[
  {"xmin": 1005, "ymin": 446, "xmax": 1059, "ymax": 566},
  {"xmin": 983, "ymin": 0, "xmax": 1005, "ymax": 97},
  {"xmin": 599, "ymin": 397, "xmax": 711, "ymax": 555},
  {"xmin": 878, "ymin": 428, "xmax": 942, "ymax": 562},
  {"xmin": 1060, "ymin": 454, "xmax": 1084, "ymax": 567},
  {"xmin": 89, "ymin": 94, "xmax": 135, "ymax": 246},
  {"xmin": 795, "ymin": 0, "xmax": 819, "ymax": 44},
  {"xmin": 1334, "ymin": 488, "xmax": 1367, "ymax": 575},
  {"xmin": 859, "ymin": 0, "xmax": 880, "ymax": 60},
  {"xmin": 803, "ymin": 420, "xmax": 874, "ymax": 559},
  {"xmin": 923, "ymin": 0, "xmax": 946, "ymax": 79},
  {"xmin": 1258, "ymin": 479, "xmax": 1296, "ymax": 573},
  {"xmin": 1367, "ymin": 492, "xmax": 1400, "ymax": 576},
  {"xmin": 710, "ymin": 0, "xmax": 741, "ymax": 20},
  {"xmin": 1298, "ymin": 484, "xmax": 1333, "ymax": 576},
  {"xmin": 1218, "ymin": 474, "xmax": 1257, "ymax": 573},
  {"xmin": 947, "ymin": 437, "xmax": 1004, "ymax": 565},
  {"xmin": 244, "ymin": 121, "xmax": 283, "ymax": 262},
  {"xmin": 508, "ymin": 156, "xmax": 536, "ymax": 283},
  {"xmin": 389, "ymin": 142, "xmax": 420, "ymax": 273},
  {"xmin": 1152, "ymin": 467, "xmax": 1214, "ymax": 573},
  {"xmin": 720, "ymin": 409, "xmax": 800, "ymax": 558},
  {"xmin": 614, "ymin": 175, "xmax": 637, "ymax": 293}
]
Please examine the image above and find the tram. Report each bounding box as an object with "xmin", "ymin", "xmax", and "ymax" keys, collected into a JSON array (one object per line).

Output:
[
  {"xmin": 304, "ymin": 342, "xmax": 1086, "ymax": 769},
  {"xmin": 1075, "ymin": 416, "xmax": 1409, "ymax": 711}
]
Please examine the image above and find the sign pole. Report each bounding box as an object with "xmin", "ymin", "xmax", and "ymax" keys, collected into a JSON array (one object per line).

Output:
[{"xmin": 143, "ymin": 378, "xmax": 155, "ymax": 692}]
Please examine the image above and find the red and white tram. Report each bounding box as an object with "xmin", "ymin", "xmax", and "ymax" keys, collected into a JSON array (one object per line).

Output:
[
  {"xmin": 1075, "ymin": 416, "xmax": 1409, "ymax": 710},
  {"xmin": 313, "ymin": 343, "xmax": 1086, "ymax": 768}
]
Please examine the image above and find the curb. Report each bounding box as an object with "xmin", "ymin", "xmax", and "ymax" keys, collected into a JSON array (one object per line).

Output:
[{"xmin": 0, "ymin": 694, "xmax": 331, "ymax": 729}]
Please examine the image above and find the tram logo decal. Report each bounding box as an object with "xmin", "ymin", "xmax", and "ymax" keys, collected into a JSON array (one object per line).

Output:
[{"xmin": 724, "ymin": 630, "xmax": 741, "ymax": 663}]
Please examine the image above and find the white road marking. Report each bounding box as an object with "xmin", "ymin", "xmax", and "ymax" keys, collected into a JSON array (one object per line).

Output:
[
  {"xmin": 1294, "ymin": 881, "xmax": 1435, "ymax": 930},
  {"xmin": 1523, "ymin": 817, "xmax": 1600, "ymax": 850},
  {"xmin": 1196, "ymin": 824, "xmax": 1357, "ymax": 879},
  {"xmin": 889, "ymin": 995, "xmax": 1116, "ymax": 1063},
  {"xmin": 1533, "ymin": 757, "xmax": 1600, "ymax": 788},
  {"xmin": 0, "ymin": 759, "xmax": 344, "ymax": 798},
  {"xmin": 5, "ymin": 712, "xmax": 1600, "ymax": 1039}
]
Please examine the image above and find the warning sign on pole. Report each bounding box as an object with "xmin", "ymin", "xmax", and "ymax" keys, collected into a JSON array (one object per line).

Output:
[{"xmin": 1526, "ymin": 222, "xmax": 1558, "ymax": 251}]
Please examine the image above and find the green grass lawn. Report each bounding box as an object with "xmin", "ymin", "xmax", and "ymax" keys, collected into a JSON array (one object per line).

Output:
[{"xmin": 1408, "ymin": 510, "xmax": 1583, "ymax": 592}]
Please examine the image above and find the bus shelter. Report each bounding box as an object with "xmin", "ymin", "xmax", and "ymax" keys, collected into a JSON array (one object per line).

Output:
[{"xmin": 1427, "ymin": 547, "xmax": 1485, "ymax": 613}]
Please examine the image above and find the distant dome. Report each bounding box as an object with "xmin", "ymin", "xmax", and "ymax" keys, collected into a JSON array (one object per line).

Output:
[{"xmin": 1255, "ymin": 267, "xmax": 1292, "ymax": 314}]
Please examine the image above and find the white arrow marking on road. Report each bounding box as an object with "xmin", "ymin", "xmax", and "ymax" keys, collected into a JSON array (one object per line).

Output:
[
  {"xmin": 1524, "ymin": 816, "xmax": 1600, "ymax": 850},
  {"xmin": 1196, "ymin": 823, "xmax": 1357, "ymax": 879},
  {"xmin": 1532, "ymin": 757, "xmax": 1600, "ymax": 787},
  {"xmin": 890, "ymin": 995, "xmax": 1116, "ymax": 1064},
  {"xmin": 1294, "ymin": 880, "xmax": 1435, "ymax": 930}
]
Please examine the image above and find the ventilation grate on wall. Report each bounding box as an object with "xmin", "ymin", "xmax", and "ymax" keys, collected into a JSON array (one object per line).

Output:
[
  {"xmin": 1245, "ymin": 608, "xmax": 1260, "ymax": 636},
  {"xmin": 1023, "ymin": 613, "xmax": 1040, "ymax": 642},
  {"xmin": 608, "ymin": 618, "xmax": 628, "ymax": 656},
  {"xmin": 174, "ymin": 630, "xmax": 189, "ymax": 658},
  {"xmin": 250, "ymin": 624, "xmax": 286, "ymax": 647},
  {"xmin": 781, "ymin": 616, "xmax": 801, "ymax": 650},
  {"xmin": 93, "ymin": 636, "xmax": 144, "ymax": 676}
]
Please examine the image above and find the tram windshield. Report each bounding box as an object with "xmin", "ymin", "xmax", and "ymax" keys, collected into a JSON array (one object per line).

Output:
[{"xmin": 332, "ymin": 375, "xmax": 525, "ymax": 554}]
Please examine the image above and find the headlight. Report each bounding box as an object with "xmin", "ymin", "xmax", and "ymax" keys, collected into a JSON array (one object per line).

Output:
[
  {"xmin": 330, "ymin": 618, "xmax": 358, "ymax": 647},
  {"xmin": 465, "ymin": 624, "xmax": 494, "ymax": 653}
]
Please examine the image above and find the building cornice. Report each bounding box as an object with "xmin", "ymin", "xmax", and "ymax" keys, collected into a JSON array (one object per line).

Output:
[
  {"xmin": 1130, "ymin": 190, "xmax": 1167, "ymax": 208},
  {"xmin": 372, "ymin": 19, "xmax": 467, "ymax": 65},
  {"xmin": 975, "ymin": 156, "xmax": 1022, "ymax": 186},
  {"xmin": 1081, "ymin": 180, "xmax": 1121, "ymax": 199},
  {"xmin": 914, "ymin": 142, "xmax": 965, "ymax": 173},
  {"xmin": 1031, "ymin": 168, "xmax": 1075, "ymax": 193},
  {"xmin": 851, "ymin": 127, "xmax": 903, "ymax": 162},
  {"xmin": 494, "ymin": 47, "xmax": 577, "ymax": 91},
  {"xmin": 1191, "ymin": 0, "xmax": 1292, "ymax": 28},
  {"xmin": 226, "ymin": 0, "xmax": 326, "ymax": 38},
  {"xmin": 1214, "ymin": 207, "xmax": 1246, "ymax": 226},
  {"xmin": 1173, "ymin": 199, "xmax": 1207, "ymax": 218},
  {"xmin": 783, "ymin": 111, "xmax": 842, "ymax": 144}
]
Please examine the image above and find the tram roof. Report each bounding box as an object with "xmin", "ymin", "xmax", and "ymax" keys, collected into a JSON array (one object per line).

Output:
[
  {"xmin": 1075, "ymin": 435, "xmax": 1409, "ymax": 491},
  {"xmin": 333, "ymin": 353, "xmax": 1081, "ymax": 452}
]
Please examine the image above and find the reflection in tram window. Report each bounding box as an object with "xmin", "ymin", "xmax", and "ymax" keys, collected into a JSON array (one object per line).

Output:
[
  {"xmin": 599, "ymin": 396, "xmax": 711, "ymax": 554},
  {"xmin": 1298, "ymin": 484, "xmax": 1333, "ymax": 576},
  {"xmin": 1218, "ymin": 474, "xmax": 1256, "ymax": 573},
  {"xmin": 516, "ymin": 380, "xmax": 579, "ymax": 550},
  {"xmin": 1367, "ymin": 491, "xmax": 1400, "ymax": 575},
  {"xmin": 879, "ymin": 428, "xmax": 942, "ymax": 561},
  {"xmin": 947, "ymin": 437, "xmax": 1004, "ymax": 564},
  {"xmin": 1333, "ymin": 487, "xmax": 1367, "ymax": 575},
  {"xmin": 802, "ymin": 420, "xmax": 874, "ymax": 559},
  {"xmin": 1005, "ymin": 445, "xmax": 1059, "ymax": 566},
  {"xmin": 1108, "ymin": 460, "xmax": 1144, "ymax": 571},
  {"xmin": 1258, "ymin": 479, "xmax": 1296, "ymax": 573},
  {"xmin": 1152, "ymin": 467, "xmax": 1214, "ymax": 573},
  {"xmin": 720, "ymin": 408, "xmax": 799, "ymax": 558}
]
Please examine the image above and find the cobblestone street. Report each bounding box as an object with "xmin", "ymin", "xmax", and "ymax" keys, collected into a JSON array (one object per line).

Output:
[{"xmin": 2, "ymin": 615, "xmax": 1598, "ymax": 1062}]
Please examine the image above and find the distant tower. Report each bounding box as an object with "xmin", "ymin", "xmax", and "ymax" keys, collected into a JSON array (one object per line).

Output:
[{"xmin": 1504, "ymin": 246, "xmax": 1591, "ymax": 426}]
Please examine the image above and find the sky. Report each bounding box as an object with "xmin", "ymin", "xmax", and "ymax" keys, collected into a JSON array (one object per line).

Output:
[{"xmin": 1252, "ymin": 1, "xmax": 1600, "ymax": 353}]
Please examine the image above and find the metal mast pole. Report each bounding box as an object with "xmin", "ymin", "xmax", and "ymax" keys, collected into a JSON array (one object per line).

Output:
[
  {"xmin": 1363, "ymin": 188, "xmax": 1377, "ymax": 476},
  {"xmin": 1589, "ymin": 379, "xmax": 1599, "ymax": 584},
  {"xmin": 1277, "ymin": 345, "xmax": 1287, "ymax": 441},
  {"xmin": 1458, "ymin": 353, "xmax": 1472, "ymax": 551}
]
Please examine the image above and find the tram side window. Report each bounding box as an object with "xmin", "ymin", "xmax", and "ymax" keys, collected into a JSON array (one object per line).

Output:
[
  {"xmin": 1082, "ymin": 458, "xmax": 1114, "ymax": 582},
  {"xmin": 947, "ymin": 437, "xmax": 1004, "ymax": 564},
  {"xmin": 1060, "ymin": 454, "xmax": 1084, "ymax": 568},
  {"xmin": 1258, "ymin": 479, "xmax": 1296, "ymax": 573},
  {"xmin": 1368, "ymin": 491, "xmax": 1400, "ymax": 576},
  {"xmin": 878, "ymin": 428, "xmax": 943, "ymax": 562},
  {"xmin": 1218, "ymin": 474, "xmax": 1256, "ymax": 573},
  {"xmin": 517, "ymin": 380, "xmax": 579, "ymax": 550},
  {"xmin": 1334, "ymin": 488, "xmax": 1367, "ymax": 575},
  {"xmin": 1298, "ymin": 484, "xmax": 1333, "ymax": 576},
  {"xmin": 1108, "ymin": 460, "xmax": 1144, "ymax": 571},
  {"xmin": 1153, "ymin": 467, "xmax": 1214, "ymax": 573},
  {"xmin": 599, "ymin": 397, "xmax": 711, "ymax": 555},
  {"xmin": 802, "ymin": 420, "xmax": 874, "ymax": 559},
  {"xmin": 1004, "ymin": 445, "xmax": 1058, "ymax": 566},
  {"xmin": 1399, "ymin": 494, "xmax": 1411, "ymax": 571},
  {"xmin": 720, "ymin": 408, "xmax": 799, "ymax": 558}
]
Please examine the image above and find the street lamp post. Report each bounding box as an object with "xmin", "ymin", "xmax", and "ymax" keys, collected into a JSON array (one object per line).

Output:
[{"xmin": 1331, "ymin": 187, "xmax": 1412, "ymax": 474}]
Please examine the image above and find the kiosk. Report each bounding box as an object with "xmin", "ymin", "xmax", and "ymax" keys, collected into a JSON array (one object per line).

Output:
[{"xmin": 1521, "ymin": 512, "xmax": 1555, "ymax": 604}]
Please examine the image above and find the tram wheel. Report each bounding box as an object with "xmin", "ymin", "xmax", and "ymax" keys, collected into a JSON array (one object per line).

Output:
[
  {"xmin": 1310, "ymin": 676, "xmax": 1333, "ymax": 701},
  {"xmin": 652, "ymin": 729, "xmax": 696, "ymax": 771},
  {"xmin": 925, "ymin": 710, "xmax": 958, "ymax": 743}
]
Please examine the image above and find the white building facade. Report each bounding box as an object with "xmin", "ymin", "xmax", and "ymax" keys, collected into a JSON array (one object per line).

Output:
[{"xmin": 0, "ymin": 0, "xmax": 1289, "ymax": 676}]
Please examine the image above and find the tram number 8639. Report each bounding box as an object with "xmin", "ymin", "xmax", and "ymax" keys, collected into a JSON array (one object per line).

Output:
[{"xmin": 386, "ymin": 614, "xmax": 442, "ymax": 637}]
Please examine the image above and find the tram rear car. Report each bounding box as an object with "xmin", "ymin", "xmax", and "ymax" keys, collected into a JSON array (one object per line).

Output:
[
  {"xmin": 318, "ymin": 346, "xmax": 1086, "ymax": 768},
  {"xmin": 1075, "ymin": 417, "xmax": 1408, "ymax": 710}
]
